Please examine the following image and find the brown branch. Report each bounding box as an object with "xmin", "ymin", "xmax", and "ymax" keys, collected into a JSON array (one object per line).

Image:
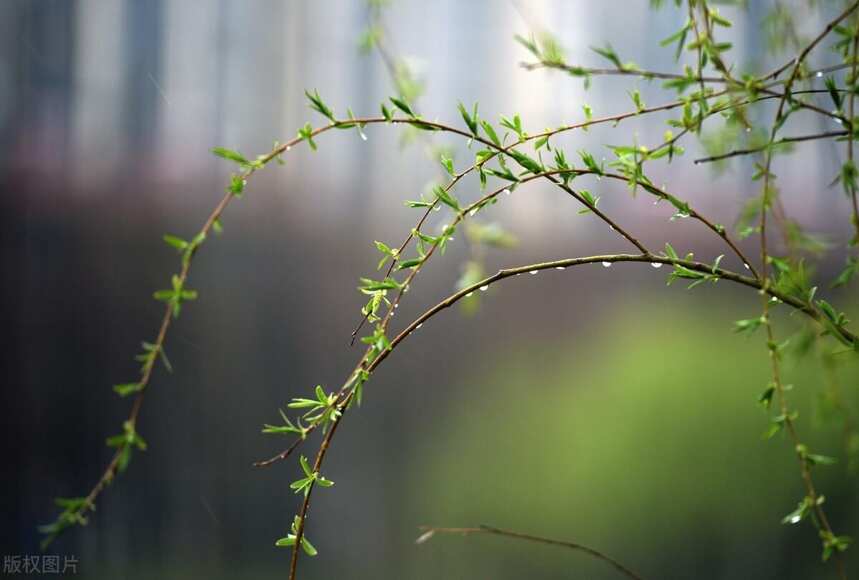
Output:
[
  {"xmin": 520, "ymin": 60, "xmax": 724, "ymax": 83},
  {"xmin": 694, "ymin": 130, "xmax": 848, "ymax": 164},
  {"xmin": 756, "ymin": 4, "xmax": 859, "ymax": 579},
  {"xmin": 417, "ymin": 524, "xmax": 646, "ymax": 580}
]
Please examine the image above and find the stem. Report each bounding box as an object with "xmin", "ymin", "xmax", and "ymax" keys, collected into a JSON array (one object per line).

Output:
[
  {"xmin": 756, "ymin": 3, "xmax": 859, "ymax": 577},
  {"xmin": 694, "ymin": 130, "xmax": 849, "ymax": 164},
  {"xmin": 418, "ymin": 524, "xmax": 646, "ymax": 580}
]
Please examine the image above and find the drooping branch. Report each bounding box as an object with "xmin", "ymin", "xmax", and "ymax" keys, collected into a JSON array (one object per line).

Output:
[{"xmin": 417, "ymin": 524, "xmax": 646, "ymax": 580}]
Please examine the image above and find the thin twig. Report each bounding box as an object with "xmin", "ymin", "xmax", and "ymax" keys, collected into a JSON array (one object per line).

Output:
[
  {"xmin": 694, "ymin": 130, "xmax": 848, "ymax": 164},
  {"xmin": 418, "ymin": 524, "xmax": 646, "ymax": 580}
]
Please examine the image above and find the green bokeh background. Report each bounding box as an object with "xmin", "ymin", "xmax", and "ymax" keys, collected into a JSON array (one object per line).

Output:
[{"xmin": 403, "ymin": 302, "xmax": 859, "ymax": 579}]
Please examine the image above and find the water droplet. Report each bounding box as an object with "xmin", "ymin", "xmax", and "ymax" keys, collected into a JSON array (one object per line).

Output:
[
  {"xmin": 651, "ymin": 262, "xmax": 662, "ymax": 268},
  {"xmin": 360, "ymin": 132, "xmax": 368, "ymax": 141},
  {"xmin": 745, "ymin": 127, "xmax": 751, "ymax": 133},
  {"xmin": 479, "ymin": 285, "xmax": 489, "ymax": 291},
  {"xmin": 609, "ymin": 225, "xmax": 615, "ymax": 231},
  {"xmin": 449, "ymin": 237, "xmax": 455, "ymax": 241},
  {"xmin": 529, "ymin": 270, "xmax": 539, "ymax": 275},
  {"xmin": 465, "ymin": 292, "xmax": 473, "ymax": 297},
  {"xmin": 503, "ymin": 189, "xmax": 511, "ymax": 196},
  {"xmin": 394, "ymin": 303, "xmax": 399, "ymax": 309},
  {"xmin": 743, "ymin": 263, "xmax": 750, "ymax": 270},
  {"xmin": 469, "ymin": 209, "xmax": 478, "ymax": 217},
  {"xmin": 555, "ymin": 266, "xmax": 566, "ymax": 270},
  {"xmin": 653, "ymin": 200, "xmax": 660, "ymax": 205},
  {"xmin": 416, "ymin": 323, "xmax": 423, "ymax": 330},
  {"xmin": 286, "ymin": 145, "xmax": 292, "ymax": 152},
  {"xmin": 816, "ymin": 71, "xmax": 823, "ymax": 78},
  {"xmin": 602, "ymin": 261, "xmax": 612, "ymax": 268}
]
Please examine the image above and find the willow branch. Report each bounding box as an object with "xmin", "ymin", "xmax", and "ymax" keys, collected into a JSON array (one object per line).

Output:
[
  {"xmin": 694, "ymin": 130, "xmax": 849, "ymax": 164},
  {"xmin": 520, "ymin": 60, "xmax": 724, "ymax": 83},
  {"xmin": 417, "ymin": 524, "xmax": 646, "ymax": 580},
  {"xmin": 756, "ymin": 4, "xmax": 859, "ymax": 578}
]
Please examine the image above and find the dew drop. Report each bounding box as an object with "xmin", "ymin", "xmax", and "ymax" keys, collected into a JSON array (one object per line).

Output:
[
  {"xmin": 479, "ymin": 285, "xmax": 489, "ymax": 291},
  {"xmin": 743, "ymin": 263, "xmax": 750, "ymax": 270},
  {"xmin": 609, "ymin": 225, "xmax": 615, "ymax": 231},
  {"xmin": 529, "ymin": 270, "xmax": 539, "ymax": 275},
  {"xmin": 360, "ymin": 132, "xmax": 368, "ymax": 141},
  {"xmin": 816, "ymin": 71, "xmax": 823, "ymax": 78},
  {"xmin": 503, "ymin": 188, "xmax": 511, "ymax": 196},
  {"xmin": 602, "ymin": 261, "xmax": 612, "ymax": 268},
  {"xmin": 286, "ymin": 145, "xmax": 292, "ymax": 152},
  {"xmin": 465, "ymin": 292, "xmax": 474, "ymax": 298},
  {"xmin": 555, "ymin": 266, "xmax": 566, "ymax": 270},
  {"xmin": 745, "ymin": 127, "xmax": 751, "ymax": 133},
  {"xmin": 416, "ymin": 323, "xmax": 423, "ymax": 330},
  {"xmin": 651, "ymin": 262, "xmax": 662, "ymax": 268},
  {"xmin": 469, "ymin": 209, "xmax": 478, "ymax": 217},
  {"xmin": 394, "ymin": 303, "xmax": 399, "ymax": 309}
]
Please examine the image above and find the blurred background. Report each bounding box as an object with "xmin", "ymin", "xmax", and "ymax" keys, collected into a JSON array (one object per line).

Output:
[{"xmin": 2, "ymin": 0, "xmax": 859, "ymax": 578}]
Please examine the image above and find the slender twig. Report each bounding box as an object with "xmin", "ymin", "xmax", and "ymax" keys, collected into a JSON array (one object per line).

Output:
[
  {"xmin": 694, "ymin": 130, "xmax": 848, "ymax": 164},
  {"xmin": 520, "ymin": 60, "xmax": 725, "ymax": 83},
  {"xmin": 756, "ymin": 4, "xmax": 859, "ymax": 578},
  {"xmin": 417, "ymin": 524, "xmax": 646, "ymax": 580},
  {"xmin": 848, "ymin": 28, "xmax": 859, "ymax": 244}
]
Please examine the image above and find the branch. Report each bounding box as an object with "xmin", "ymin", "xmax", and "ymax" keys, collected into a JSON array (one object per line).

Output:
[
  {"xmin": 693, "ymin": 130, "xmax": 849, "ymax": 164},
  {"xmin": 417, "ymin": 524, "xmax": 646, "ymax": 580}
]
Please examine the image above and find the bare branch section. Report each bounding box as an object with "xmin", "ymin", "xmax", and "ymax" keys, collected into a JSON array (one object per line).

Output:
[{"xmin": 417, "ymin": 525, "xmax": 646, "ymax": 580}]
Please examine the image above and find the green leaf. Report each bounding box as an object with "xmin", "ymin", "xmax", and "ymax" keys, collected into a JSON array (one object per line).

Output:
[
  {"xmin": 759, "ymin": 384, "xmax": 776, "ymax": 409},
  {"xmin": 162, "ymin": 235, "xmax": 188, "ymax": 251},
  {"xmin": 440, "ymin": 154, "xmax": 455, "ymax": 177},
  {"xmin": 304, "ymin": 89, "xmax": 335, "ymax": 121},
  {"xmin": 113, "ymin": 383, "xmax": 143, "ymax": 397},
  {"xmin": 664, "ymin": 243, "xmax": 679, "ymax": 260},
  {"xmin": 591, "ymin": 44, "xmax": 623, "ymax": 69},
  {"xmin": 389, "ymin": 96, "xmax": 414, "ymax": 117},
  {"xmin": 298, "ymin": 123, "xmax": 317, "ymax": 151},
  {"xmin": 228, "ymin": 174, "xmax": 246, "ymax": 197},
  {"xmin": 734, "ymin": 316, "xmax": 766, "ymax": 335},
  {"xmin": 299, "ymin": 455, "xmax": 313, "ymax": 477},
  {"xmin": 507, "ymin": 149, "xmax": 543, "ymax": 174},
  {"xmin": 211, "ymin": 147, "xmax": 249, "ymax": 165},
  {"xmin": 480, "ymin": 120, "xmax": 501, "ymax": 147},
  {"xmin": 457, "ymin": 101, "xmax": 479, "ymax": 135},
  {"xmin": 433, "ymin": 185, "xmax": 461, "ymax": 212}
]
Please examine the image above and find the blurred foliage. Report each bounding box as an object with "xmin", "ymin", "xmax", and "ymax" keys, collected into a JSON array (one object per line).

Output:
[{"xmin": 408, "ymin": 303, "xmax": 858, "ymax": 579}]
